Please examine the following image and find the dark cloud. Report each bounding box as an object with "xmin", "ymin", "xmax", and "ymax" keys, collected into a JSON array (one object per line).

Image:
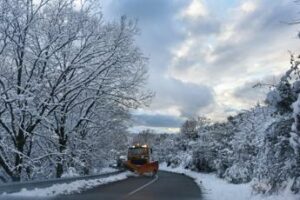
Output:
[
  {"xmin": 236, "ymin": 1, "xmax": 295, "ymax": 32},
  {"xmin": 189, "ymin": 17, "xmax": 220, "ymax": 35},
  {"xmin": 105, "ymin": 0, "xmax": 180, "ymax": 21},
  {"xmin": 132, "ymin": 113, "xmax": 184, "ymax": 128},
  {"xmin": 233, "ymin": 81, "xmax": 268, "ymax": 105},
  {"xmin": 233, "ymin": 75, "xmax": 281, "ymax": 104},
  {"xmin": 150, "ymin": 77, "xmax": 214, "ymax": 118},
  {"xmin": 102, "ymin": 0, "xmax": 186, "ymax": 61},
  {"xmin": 181, "ymin": 12, "xmax": 221, "ymax": 36}
]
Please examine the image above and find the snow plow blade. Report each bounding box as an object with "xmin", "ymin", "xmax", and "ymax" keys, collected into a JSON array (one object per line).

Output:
[{"xmin": 124, "ymin": 161, "xmax": 159, "ymax": 175}]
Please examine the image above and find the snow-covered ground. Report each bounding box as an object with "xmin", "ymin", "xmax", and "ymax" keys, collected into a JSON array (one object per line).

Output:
[
  {"xmin": 160, "ymin": 163, "xmax": 300, "ymax": 200},
  {"xmin": 97, "ymin": 167, "xmax": 119, "ymax": 174},
  {"xmin": 2, "ymin": 171, "xmax": 132, "ymax": 197}
]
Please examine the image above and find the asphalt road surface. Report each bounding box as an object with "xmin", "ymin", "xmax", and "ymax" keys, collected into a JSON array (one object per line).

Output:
[
  {"xmin": 1, "ymin": 171, "xmax": 203, "ymax": 200},
  {"xmin": 54, "ymin": 171, "xmax": 202, "ymax": 200}
]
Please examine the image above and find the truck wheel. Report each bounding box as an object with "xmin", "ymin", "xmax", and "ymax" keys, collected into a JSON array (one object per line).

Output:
[{"xmin": 152, "ymin": 169, "xmax": 157, "ymax": 177}]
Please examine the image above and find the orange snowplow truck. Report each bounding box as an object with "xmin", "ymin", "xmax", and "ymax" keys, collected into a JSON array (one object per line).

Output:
[{"xmin": 123, "ymin": 144, "xmax": 159, "ymax": 175}]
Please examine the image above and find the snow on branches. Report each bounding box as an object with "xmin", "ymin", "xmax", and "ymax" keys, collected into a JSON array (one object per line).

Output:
[{"xmin": 0, "ymin": 0, "xmax": 151, "ymax": 182}]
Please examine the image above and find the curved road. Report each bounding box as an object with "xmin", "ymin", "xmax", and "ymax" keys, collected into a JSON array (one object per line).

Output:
[
  {"xmin": 54, "ymin": 171, "xmax": 203, "ymax": 200},
  {"xmin": 1, "ymin": 171, "xmax": 203, "ymax": 200}
]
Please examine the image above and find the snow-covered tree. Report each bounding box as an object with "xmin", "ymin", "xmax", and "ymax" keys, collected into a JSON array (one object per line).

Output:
[
  {"xmin": 224, "ymin": 107, "xmax": 273, "ymax": 183},
  {"xmin": 290, "ymin": 93, "xmax": 300, "ymax": 193},
  {"xmin": 181, "ymin": 117, "xmax": 210, "ymax": 140},
  {"xmin": 132, "ymin": 129, "xmax": 156, "ymax": 146},
  {"xmin": 253, "ymin": 116, "xmax": 294, "ymax": 193},
  {"xmin": 0, "ymin": 0, "xmax": 151, "ymax": 182},
  {"xmin": 265, "ymin": 54, "xmax": 300, "ymax": 114}
]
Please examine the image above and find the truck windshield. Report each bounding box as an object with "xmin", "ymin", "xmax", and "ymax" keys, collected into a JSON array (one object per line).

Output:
[{"xmin": 128, "ymin": 147, "xmax": 147, "ymax": 155}]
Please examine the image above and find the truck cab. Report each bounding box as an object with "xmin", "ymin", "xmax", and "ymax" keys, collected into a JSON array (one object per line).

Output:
[
  {"xmin": 128, "ymin": 144, "xmax": 152, "ymax": 165},
  {"xmin": 124, "ymin": 144, "xmax": 158, "ymax": 175}
]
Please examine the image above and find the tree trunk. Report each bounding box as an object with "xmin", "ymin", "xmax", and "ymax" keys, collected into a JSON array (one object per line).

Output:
[
  {"xmin": 56, "ymin": 162, "xmax": 64, "ymax": 178},
  {"xmin": 83, "ymin": 160, "xmax": 90, "ymax": 175},
  {"xmin": 56, "ymin": 126, "xmax": 67, "ymax": 178},
  {"xmin": 13, "ymin": 130, "xmax": 26, "ymax": 182}
]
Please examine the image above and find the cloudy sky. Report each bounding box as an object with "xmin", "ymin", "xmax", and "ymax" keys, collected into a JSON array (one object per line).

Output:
[{"xmin": 101, "ymin": 0, "xmax": 300, "ymax": 133}]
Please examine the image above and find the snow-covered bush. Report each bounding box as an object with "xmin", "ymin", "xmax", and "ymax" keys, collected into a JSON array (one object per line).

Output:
[
  {"xmin": 253, "ymin": 117, "xmax": 294, "ymax": 193},
  {"xmin": 224, "ymin": 107, "xmax": 275, "ymax": 184},
  {"xmin": 61, "ymin": 167, "xmax": 79, "ymax": 178},
  {"xmin": 224, "ymin": 164, "xmax": 252, "ymax": 184},
  {"xmin": 251, "ymin": 180, "xmax": 274, "ymax": 194},
  {"xmin": 157, "ymin": 105, "xmax": 299, "ymax": 194},
  {"xmin": 291, "ymin": 177, "xmax": 300, "ymax": 193}
]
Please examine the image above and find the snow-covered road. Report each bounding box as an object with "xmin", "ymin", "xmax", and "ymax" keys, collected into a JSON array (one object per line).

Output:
[
  {"xmin": 1, "ymin": 166, "xmax": 300, "ymax": 200},
  {"xmin": 0, "ymin": 168, "xmax": 125, "ymax": 199},
  {"xmin": 1, "ymin": 171, "xmax": 202, "ymax": 200},
  {"xmin": 51, "ymin": 171, "xmax": 202, "ymax": 200}
]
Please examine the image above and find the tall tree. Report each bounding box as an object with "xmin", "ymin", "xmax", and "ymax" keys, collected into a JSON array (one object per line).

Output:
[{"xmin": 0, "ymin": 0, "xmax": 151, "ymax": 181}]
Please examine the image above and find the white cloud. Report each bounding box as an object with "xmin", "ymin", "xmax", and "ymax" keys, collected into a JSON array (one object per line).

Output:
[
  {"xmin": 168, "ymin": 0, "xmax": 299, "ymax": 120},
  {"xmin": 181, "ymin": 0, "xmax": 208, "ymax": 19},
  {"xmin": 240, "ymin": 1, "xmax": 257, "ymax": 13},
  {"xmin": 102, "ymin": 0, "xmax": 300, "ymax": 131}
]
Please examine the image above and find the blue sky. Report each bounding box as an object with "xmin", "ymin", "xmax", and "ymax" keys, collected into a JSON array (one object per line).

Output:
[{"xmin": 101, "ymin": 0, "xmax": 300, "ymax": 133}]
